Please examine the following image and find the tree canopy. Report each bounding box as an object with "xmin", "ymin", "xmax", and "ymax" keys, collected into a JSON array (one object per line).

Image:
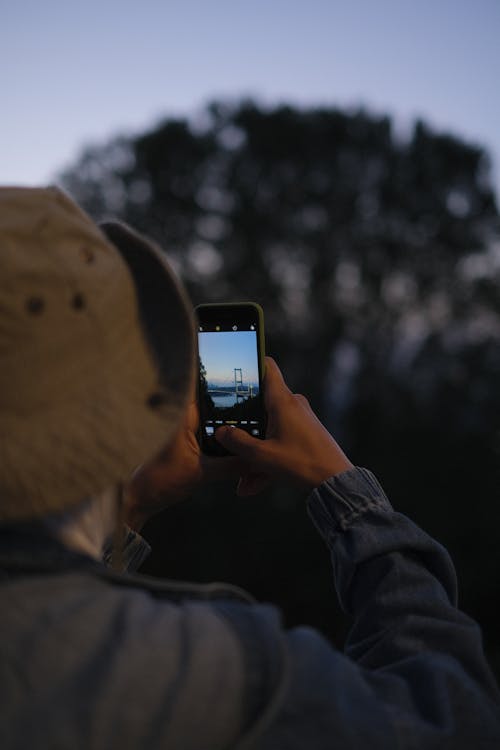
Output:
[{"xmin": 61, "ymin": 99, "xmax": 500, "ymax": 677}]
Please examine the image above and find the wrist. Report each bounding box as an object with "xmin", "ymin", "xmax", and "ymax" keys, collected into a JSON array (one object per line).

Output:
[{"xmin": 299, "ymin": 455, "xmax": 354, "ymax": 492}]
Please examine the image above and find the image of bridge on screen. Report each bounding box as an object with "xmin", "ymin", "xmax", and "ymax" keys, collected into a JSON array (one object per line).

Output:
[{"xmin": 198, "ymin": 330, "xmax": 262, "ymax": 424}]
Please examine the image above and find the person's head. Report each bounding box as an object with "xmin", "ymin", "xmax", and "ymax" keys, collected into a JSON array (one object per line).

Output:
[{"xmin": 0, "ymin": 186, "xmax": 195, "ymax": 550}]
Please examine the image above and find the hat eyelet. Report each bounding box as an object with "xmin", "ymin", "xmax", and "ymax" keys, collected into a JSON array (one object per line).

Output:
[
  {"xmin": 146, "ymin": 392, "xmax": 166, "ymax": 410},
  {"xmin": 26, "ymin": 297, "xmax": 45, "ymax": 315},
  {"xmin": 80, "ymin": 246, "xmax": 95, "ymax": 264},
  {"xmin": 72, "ymin": 293, "xmax": 86, "ymax": 310}
]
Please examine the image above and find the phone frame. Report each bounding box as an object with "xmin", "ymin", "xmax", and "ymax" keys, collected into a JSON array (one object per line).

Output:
[{"xmin": 195, "ymin": 302, "xmax": 266, "ymax": 455}]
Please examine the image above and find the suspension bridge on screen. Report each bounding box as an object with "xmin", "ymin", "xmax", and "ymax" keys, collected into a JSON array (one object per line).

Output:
[{"xmin": 207, "ymin": 368, "xmax": 255, "ymax": 400}]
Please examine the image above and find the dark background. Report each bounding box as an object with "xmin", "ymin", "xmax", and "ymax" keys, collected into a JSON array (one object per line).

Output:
[{"xmin": 61, "ymin": 100, "xmax": 500, "ymax": 678}]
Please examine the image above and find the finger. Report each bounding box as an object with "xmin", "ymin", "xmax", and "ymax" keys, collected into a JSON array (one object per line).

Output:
[
  {"xmin": 188, "ymin": 366, "xmax": 198, "ymax": 402},
  {"xmin": 294, "ymin": 393, "xmax": 312, "ymax": 411},
  {"xmin": 264, "ymin": 357, "xmax": 287, "ymax": 391},
  {"xmin": 215, "ymin": 426, "xmax": 268, "ymax": 461},
  {"xmin": 185, "ymin": 400, "xmax": 200, "ymax": 432},
  {"xmin": 263, "ymin": 357, "xmax": 292, "ymax": 408}
]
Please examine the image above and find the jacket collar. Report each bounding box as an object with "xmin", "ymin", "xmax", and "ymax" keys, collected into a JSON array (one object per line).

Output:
[
  {"xmin": 0, "ymin": 524, "xmax": 255, "ymax": 605},
  {"xmin": 0, "ymin": 524, "xmax": 105, "ymax": 578}
]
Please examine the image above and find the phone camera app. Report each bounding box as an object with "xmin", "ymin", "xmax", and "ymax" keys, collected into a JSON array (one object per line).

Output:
[{"xmin": 198, "ymin": 328, "xmax": 261, "ymax": 431}]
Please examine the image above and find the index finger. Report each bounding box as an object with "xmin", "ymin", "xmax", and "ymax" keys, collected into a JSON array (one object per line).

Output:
[{"xmin": 263, "ymin": 357, "xmax": 292, "ymax": 408}]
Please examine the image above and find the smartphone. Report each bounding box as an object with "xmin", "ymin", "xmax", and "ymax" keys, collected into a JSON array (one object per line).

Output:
[{"xmin": 195, "ymin": 302, "xmax": 266, "ymax": 455}]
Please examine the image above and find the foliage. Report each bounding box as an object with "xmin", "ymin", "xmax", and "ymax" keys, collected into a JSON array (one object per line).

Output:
[{"xmin": 61, "ymin": 100, "xmax": 500, "ymax": 675}]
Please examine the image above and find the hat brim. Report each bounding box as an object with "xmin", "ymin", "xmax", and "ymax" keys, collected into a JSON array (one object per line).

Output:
[{"xmin": 100, "ymin": 221, "xmax": 195, "ymax": 403}]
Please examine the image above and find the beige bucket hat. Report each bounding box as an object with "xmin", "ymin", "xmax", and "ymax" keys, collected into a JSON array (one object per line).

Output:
[{"xmin": 0, "ymin": 186, "xmax": 195, "ymax": 522}]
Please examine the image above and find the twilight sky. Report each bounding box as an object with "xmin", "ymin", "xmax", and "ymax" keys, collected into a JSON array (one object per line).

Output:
[
  {"xmin": 2, "ymin": 0, "xmax": 499, "ymax": 195},
  {"xmin": 199, "ymin": 331, "xmax": 259, "ymax": 385}
]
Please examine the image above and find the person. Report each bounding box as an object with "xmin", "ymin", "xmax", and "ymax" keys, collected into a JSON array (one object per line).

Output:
[{"xmin": 0, "ymin": 186, "xmax": 499, "ymax": 750}]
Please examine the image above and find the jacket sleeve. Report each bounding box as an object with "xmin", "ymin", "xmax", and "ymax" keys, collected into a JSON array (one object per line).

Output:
[{"xmin": 228, "ymin": 467, "xmax": 500, "ymax": 749}]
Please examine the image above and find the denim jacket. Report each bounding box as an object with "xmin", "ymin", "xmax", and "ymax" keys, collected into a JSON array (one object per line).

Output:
[{"xmin": 1, "ymin": 467, "xmax": 499, "ymax": 749}]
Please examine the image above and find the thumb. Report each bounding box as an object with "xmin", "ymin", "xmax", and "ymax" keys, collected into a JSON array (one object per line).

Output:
[{"xmin": 215, "ymin": 426, "xmax": 265, "ymax": 460}]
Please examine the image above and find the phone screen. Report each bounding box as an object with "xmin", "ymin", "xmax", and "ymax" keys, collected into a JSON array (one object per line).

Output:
[{"xmin": 196, "ymin": 303, "xmax": 266, "ymax": 455}]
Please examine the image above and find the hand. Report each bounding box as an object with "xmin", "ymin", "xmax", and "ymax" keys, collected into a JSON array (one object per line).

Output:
[
  {"xmin": 215, "ymin": 357, "xmax": 353, "ymax": 496},
  {"xmin": 125, "ymin": 399, "xmax": 243, "ymax": 531}
]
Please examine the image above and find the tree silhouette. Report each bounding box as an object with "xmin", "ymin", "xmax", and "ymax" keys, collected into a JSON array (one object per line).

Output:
[
  {"xmin": 61, "ymin": 100, "xmax": 500, "ymax": 678},
  {"xmin": 198, "ymin": 356, "xmax": 214, "ymax": 410}
]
